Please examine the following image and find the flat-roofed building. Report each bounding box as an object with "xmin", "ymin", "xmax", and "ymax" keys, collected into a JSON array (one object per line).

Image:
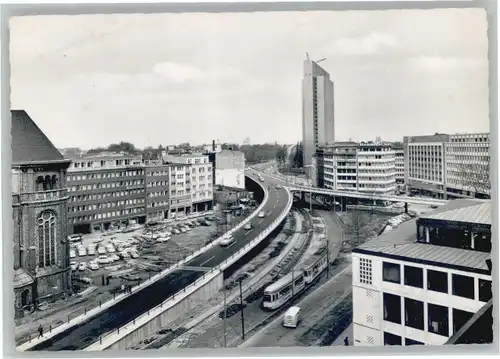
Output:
[
  {"xmin": 163, "ymin": 153, "xmax": 213, "ymax": 213},
  {"xmin": 352, "ymin": 199, "xmax": 492, "ymax": 346},
  {"xmin": 444, "ymin": 133, "xmax": 491, "ymax": 199},
  {"xmin": 144, "ymin": 164, "xmax": 170, "ymax": 223},
  {"xmin": 314, "ymin": 141, "xmax": 396, "ymax": 195},
  {"xmin": 67, "ymin": 153, "xmax": 146, "ymax": 233}
]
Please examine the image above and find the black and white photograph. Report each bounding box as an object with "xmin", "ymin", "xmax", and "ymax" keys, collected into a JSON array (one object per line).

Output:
[{"xmin": 5, "ymin": 2, "xmax": 495, "ymax": 353}]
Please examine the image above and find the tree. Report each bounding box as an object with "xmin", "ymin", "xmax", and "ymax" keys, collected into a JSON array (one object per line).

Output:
[
  {"xmin": 275, "ymin": 146, "xmax": 287, "ymax": 167},
  {"xmin": 290, "ymin": 141, "xmax": 304, "ymax": 168},
  {"xmin": 456, "ymin": 162, "xmax": 491, "ymax": 198}
]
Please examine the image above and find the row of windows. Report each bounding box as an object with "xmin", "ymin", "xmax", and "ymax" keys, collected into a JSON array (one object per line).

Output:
[
  {"xmin": 69, "ymin": 180, "xmax": 144, "ymax": 192},
  {"xmin": 383, "ymin": 292, "xmax": 477, "ymax": 338},
  {"xmin": 384, "ymin": 332, "xmax": 423, "ymax": 346},
  {"xmin": 68, "ymin": 170, "xmax": 143, "ymax": 181},
  {"xmin": 147, "ymin": 181, "xmax": 168, "ymax": 187},
  {"xmin": 148, "ymin": 170, "xmax": 169, "ymax": 176},
  {"xmin": 69, "ymin": 207, "xmax": 144, "ymax": 222},
  {"xmin": 70, "ymin": 190, "xmax": 144, "ymax": 202},
  {"xmin": 446, "ymin": 146, "xmax": 490, "ymax": 154},
  {"xmin": 69, "ymin": 198, "xmax": 145, "ymax": 212},
  {"xmin": 450, "ymin": 136, "xmax": 489, "ymax": 143},
  {"xmin": 147, "ymin": 191, "xmax": 169, "ymax": 197},
  {"xmin": 382, "ymin": 261, "xmax": 492, "ymax": 302},
  {"xmin": 148, "ymin": 201, "xmax": 168, "ymax": 208}
]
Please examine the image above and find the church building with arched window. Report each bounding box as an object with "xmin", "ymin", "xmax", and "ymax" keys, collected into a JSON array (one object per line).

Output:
[{"xmin": 11, "ymin": 110, "xmax": 72, "ymax": 318}]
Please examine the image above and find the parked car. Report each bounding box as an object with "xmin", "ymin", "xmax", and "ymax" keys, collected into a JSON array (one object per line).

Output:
[
  {"xmin": 70, "ymin": 261, "xmax": 78, "ymax": 271},
  {"xmin": 97, "ymin": 246, "xmax": 106, "ymax": 255},
  {"xmin": 89, "ymin": 261, "xmax": 100, "ymax": 270},
  {"xmin": 172, "ymin": 228, "xmax": 180, "ymax": 234},
  {"xmin": 119, "ymin": 251, "xmax": 131, "ymax": 259},
  {"xmin": 69, "ymin": 249, "xmax": 76, "ymax": 258},
  {"xmin": 129, "ymin": 251, "xmax": 139, "ymax": 259},
  {"xmin": 97, "ymin": 255, "xmax": 113, "ymax": 264},
  {"xmin": 110, "ymin": 254, "xmax": 121, "ymax": 262},
  {"xmin": 78, "ymin": 262, "xmax": 87, "ymax": 271},
  {"xmin": 106, "ymin": 244, "xmax": 116, "ymax": 253},
  {"xmin": 87, "ymin": 245, "xmax": 96, "ymax": 256},
  {"xmin": 78, "ymin": 246, "xmax": 87, "ymax": 257},
  {"xmin": 67, "ymin": 234, "xmax": 82, "ymax": 243}
]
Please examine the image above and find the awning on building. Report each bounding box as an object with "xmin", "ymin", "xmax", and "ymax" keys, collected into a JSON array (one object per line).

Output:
[{"xmin": 13, "ymin": 268, "xmax": 35, "ymax": 289}]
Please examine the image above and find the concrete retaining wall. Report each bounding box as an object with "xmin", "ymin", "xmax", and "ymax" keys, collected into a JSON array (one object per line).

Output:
[{"xmin": 105, "ymin": 271, "xmax": 224, "ymax": 351}]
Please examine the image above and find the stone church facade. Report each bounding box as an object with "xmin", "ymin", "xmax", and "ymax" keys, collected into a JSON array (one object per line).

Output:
[{"xmin": 11, "ymin": 110, "xmax": 72, "ymax": 318}]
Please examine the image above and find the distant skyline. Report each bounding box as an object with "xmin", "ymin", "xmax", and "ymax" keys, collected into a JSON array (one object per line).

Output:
[{"xmin": 10, "ymin": 8, "xmax": 490, "ymax": 150}]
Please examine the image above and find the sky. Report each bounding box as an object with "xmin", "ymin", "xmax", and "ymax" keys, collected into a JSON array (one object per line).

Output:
[{"xmin": 10, "ymin": 8, "xmax": 490, "ymax": 150}]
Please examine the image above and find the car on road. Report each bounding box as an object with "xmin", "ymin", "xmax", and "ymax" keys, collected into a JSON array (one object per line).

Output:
[
  {"xmin": 430, "ymin": 204, "xmax": 439, "ymax": 209},
  {"xmin": 283, "ymin": 306, "xmax": 301, "ymax": 328},
  {"xmin": 244, "ymin": 222, "xmax": 253, "ymax": 230},
  {"xmin": 258, "ymin": 211, "xmax": 266, "ymax": 218},
  {"xmin": 78, "ymin": 262, "xmax": 87, "ymax": 271},
  {"xmin": 220, "ymin": 234, "xmax": 235, "ymax": 247},
  {"xmin": 276, "ymin": 185, "xmax": 282, "ymax": 189},
  {"xmin": 70, "ymin": 261, "xmax": 78, "ymax": 271}
]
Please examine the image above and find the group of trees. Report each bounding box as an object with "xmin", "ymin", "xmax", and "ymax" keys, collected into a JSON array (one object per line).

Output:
[
  {"xmin": 239, "ymin": 143, "xmax": 288, "ymax": 164},
  {"xmin": 290, "ymin": 142, "xmax": 304, "ymax": 168},
  {"xmin": 86, "ymin": 141, "xmax": 140, "ymax": 155}
]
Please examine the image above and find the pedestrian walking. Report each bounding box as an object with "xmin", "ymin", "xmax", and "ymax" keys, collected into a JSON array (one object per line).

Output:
[
  {"xmin": 344, "ymin": 336, "xmax": 349, "ymax": 346},
  {"xmin": 101, "ymin": 275, "xmax": 105, "ymax": 286},
  {"xmin": 121, "ymin": 284, "xmax": 125, "ymax": 292},
  {"xmin": 38, "ymin": 324, "xmax": 44, "ymax": 339}
]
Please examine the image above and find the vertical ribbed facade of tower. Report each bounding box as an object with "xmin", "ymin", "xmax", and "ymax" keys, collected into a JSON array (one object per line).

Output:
[{"xmin": 302, "ymin": 59, "xmax": 335, "ymax": 168}]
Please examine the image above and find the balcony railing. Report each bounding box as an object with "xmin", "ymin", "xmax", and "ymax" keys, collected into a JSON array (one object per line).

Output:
[{"xmin": 14, "ymin": 189, "xmax": 68, "ymax": 204}]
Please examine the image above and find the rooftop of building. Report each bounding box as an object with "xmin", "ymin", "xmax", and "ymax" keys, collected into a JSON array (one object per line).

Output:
[
  {"xmin": 11, "ymin": 110, "xmax": 67, "ymax": 165},
  {"xmin": 419, "ymin": 199, "xmax": 491, "ymax": 226},
  {"xmin": 353, "ymin": 199, "xmax": 492, "ymax": 274},
  {"xmin": 69, "ymin": 152, "xmax": 142, "ymax": 161}
]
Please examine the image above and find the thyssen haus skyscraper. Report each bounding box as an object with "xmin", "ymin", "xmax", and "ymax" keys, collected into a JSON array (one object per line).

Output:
[{"xmin": 302, "ymin": 58, "xmax": 335, "ymax": 168}]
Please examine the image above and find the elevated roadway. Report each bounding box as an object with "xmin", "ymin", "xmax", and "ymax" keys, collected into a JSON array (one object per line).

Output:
[{"xmin": 25, "ymin": 175, "xmax": 290, "ymax": 351}]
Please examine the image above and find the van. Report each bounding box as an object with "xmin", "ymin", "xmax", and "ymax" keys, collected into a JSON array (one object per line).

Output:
[
  {"xmin": 283, "ymin": 306, "xmax": 301, "ymax": 328},
  {"xmin": 67, "ymin": 234, "xmax": 82, "ymax": 243}
]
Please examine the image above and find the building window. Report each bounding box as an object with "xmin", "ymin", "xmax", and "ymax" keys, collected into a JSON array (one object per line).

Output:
[
  {"xmin": 383, "ymin": 262, "xmax": 401, "ymax": 284},
  {"xmin": 428, "ymin": 303, "xmax": 449, "ymax": 337},
  {"xmin": 427, "ymin": 269, "xmax": 448, "ymax": 293},
  {"xmin": 452, "ymin": 308, "xmax": 474, "ymax": 335},
  {"xmin": 37, "ymin": 210, "xmax": 57, "ymax": 268},
  {"xmin": 479, "ymin": 279, "xmax": 492, "ymax": 302},
  {"xmin": 384, "ymin": 332, "xmax": 402, "ymax": 346},
  {"xmin": 452, "ymin": 274, "xmax": 475, "ymax": 300},
  {"xmin": 405, "ymin": 298, "xmax": 424, "ymax": 330},
  {"xmin": 404, "ymin": 265, "xmax": 423, "ymax": 288},
  {"xmin": 405, "ymin": 338, "xmax": 424, "ymax": 346},
  {"xmin": 359, "ymin": 258, "xmax": 372, "ymax": 285},
  {"xmin": 383, "ymin": 293, "xmax": 401, "ymax": 324}
]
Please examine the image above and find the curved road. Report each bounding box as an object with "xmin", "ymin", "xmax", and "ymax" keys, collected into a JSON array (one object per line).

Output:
[{"xmin": 29, "ymin": 175, "xmax": 290, "ymax": 351}]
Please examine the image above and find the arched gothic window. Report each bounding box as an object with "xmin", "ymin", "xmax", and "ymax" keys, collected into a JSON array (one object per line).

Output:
[
  {"xmin": 36, "ymin": 176, "xmax": 44, "ymax": 191},
  {"xmin": 51, "ymin": 175, "xmax": 58, "ymax": 189},
  {"xmin": 44, "ymin": 175, "xmax": 51, "ymax": 191},
  {"xmin": 37, "ymin": 211, "xmax": 57, "ymax": 267}
]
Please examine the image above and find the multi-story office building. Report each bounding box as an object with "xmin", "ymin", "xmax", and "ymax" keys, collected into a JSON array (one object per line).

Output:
[
  {"xmin": 404, "ymin": 134, "xmax": 450, "ymax": 199},
  {"xmin": 352, "ymin": 199, "xmax": 492, "ymax": 346},
  {"xmin": 163, "ymin": 153, "xmax": 213, "ymax": 213},
  {"xmin": 144, "ymin": 164, "xmax": 170, "ymax": 223},
  {"xmin": 315, "ymin": 141, "xmax": 396, "ymax": 195},
  {"xmin": 302, "ymin": 58, "xmax": 335, "ymax": 167},
  {"xmin": 444, "ymin": 133, "xmax": 490, "ymax": 199},
  {"xmin": 168, "ymin": 162, "xmax": 193, "ymax": 219},
  {"xmin": 67, "ymin": 154, "xmax": 146, "ymax": 233},
  {"xmin": 404, "ymin": 133, "xmax": 491, "ymax": 199},
  {"xmin": 11, "ymin": 110, "xmax": 72, "ymax": 317},
  {"xmin": 394, "ymin": 145, "xmax": 405, "ymax": 185}
]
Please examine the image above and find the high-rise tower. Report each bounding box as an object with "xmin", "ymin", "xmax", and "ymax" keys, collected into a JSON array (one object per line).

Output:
[{"xmin": 302, "ymin": 57, "xmax": 335, "ymax": 167}]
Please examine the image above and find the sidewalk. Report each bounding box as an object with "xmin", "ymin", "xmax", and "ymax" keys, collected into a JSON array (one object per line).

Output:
[{"xmin": 331, "ymin": 323, "xmax": 353, "ymax": 346}]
